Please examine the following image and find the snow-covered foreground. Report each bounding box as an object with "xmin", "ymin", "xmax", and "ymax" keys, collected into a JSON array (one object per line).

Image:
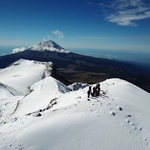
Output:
[{"xmin": 0, "ymin": 59, "xmax": 150, "ymax": 150}]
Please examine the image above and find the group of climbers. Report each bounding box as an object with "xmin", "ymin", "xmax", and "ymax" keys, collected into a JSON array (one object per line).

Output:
[{"xmin": 87, "ymin": 83, "xmax": 100, "ymax": 98}]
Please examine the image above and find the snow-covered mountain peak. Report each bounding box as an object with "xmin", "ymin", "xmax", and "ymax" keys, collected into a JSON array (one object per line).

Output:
[
  {"xmin": 0, "ymin": 59, "xmax": 53, "ymax": 94},
  {"xmin": 29, "ymin": 40, "xmax": 69, "ymax": 53}
]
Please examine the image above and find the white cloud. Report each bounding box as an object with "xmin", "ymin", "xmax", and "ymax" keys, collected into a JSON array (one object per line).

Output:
[
  {"xmin": 12, "ymin": 47, "xmax": 26, "ymax": 53},
  {"xmin": 51, "ymin": 30, "xmax": 65, "ymax": 39},
  {"xmin": 99, "ymin": 0, "xmax": 150, "ymax": 26}
]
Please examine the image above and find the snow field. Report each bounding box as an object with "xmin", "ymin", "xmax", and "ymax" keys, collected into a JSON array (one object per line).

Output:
[
  {"xmin": 0, "ymin": 59, "xmax": 150, "ymax": 150},
  {"xmin": 0, "ymin": 59, "xmax": 52, "ymax": 94}
]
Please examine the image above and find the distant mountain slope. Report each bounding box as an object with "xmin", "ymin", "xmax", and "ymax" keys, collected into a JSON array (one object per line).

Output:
[
  {"xmin": 0, "ymin": 40, "xmax": 149, "ymax": 92},
  {"xmin": 28, "ymin": 40, "xmax": 69, "ymax": 53}
]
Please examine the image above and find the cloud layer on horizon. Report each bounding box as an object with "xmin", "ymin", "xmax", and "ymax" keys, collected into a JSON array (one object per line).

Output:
[
  {"xmin": 99, "ymin": 0, "xmax": 150, "ymax": 26},
  {"xmin": 12, "ymin": 47, "xmax": 26, "ymax": 53}
]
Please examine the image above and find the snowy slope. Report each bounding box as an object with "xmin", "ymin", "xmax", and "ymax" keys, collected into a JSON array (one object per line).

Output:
[
  {"xmin": 15, "ymin": 76, "xmax": 71, "ymax": 117},
  {"xmin": 68, "ymin": 82, "xmax": 89, "ymax": 91},
  {"xmin": 0, "ymin": 82, "xmax": 23, "ymax": 124},
  {"xmin": 0, "ymin": 74, "xmax": 150, "ymax": 150},
  {"xmin": 29, "ymin": 40, "xmax": 69, "ymax": 53},
  {"xmin": 0, "ymin": 82, "xmax": 21, "ymax": 99},
  {"xmin": 0, "ymin": 59, "xmax": 53, "ymax": 94}
]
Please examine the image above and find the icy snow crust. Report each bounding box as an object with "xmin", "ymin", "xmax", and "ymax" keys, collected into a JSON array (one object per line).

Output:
[{"xmin": 0, "ymin": 59, "xmax": 150, "ymax": 150}]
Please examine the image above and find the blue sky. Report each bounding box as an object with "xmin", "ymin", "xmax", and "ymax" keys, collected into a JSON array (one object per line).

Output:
[{"xmin": 0, "ymin": 0, "xmax": 150, "ymax": 52}]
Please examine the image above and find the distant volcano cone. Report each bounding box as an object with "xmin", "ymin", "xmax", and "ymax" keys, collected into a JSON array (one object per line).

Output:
[{"xmin": 29, "ymin": 40, "xmax": 69, "ymax": 53}]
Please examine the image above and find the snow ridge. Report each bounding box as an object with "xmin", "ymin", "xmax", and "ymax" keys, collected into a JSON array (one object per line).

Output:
[
  {"xmin": 0, "ymin": 59, "xmax": 53, "ymax": 94},
  {"xmin": 0, "ymin": 82, "xmax": 22, "ymax": 99}
]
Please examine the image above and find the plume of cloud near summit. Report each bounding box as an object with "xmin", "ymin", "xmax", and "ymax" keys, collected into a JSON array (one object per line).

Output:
[
  {"xmin": 12, "ymin": 47, "xmax": 26, "ymax": 54},
  {"xmin": 99, "ymin": 0, "xmax": 150, "ymax": 26},
  {"xmin": 51, "ymin": 30, "xmax": 65, "ymax": 39}
]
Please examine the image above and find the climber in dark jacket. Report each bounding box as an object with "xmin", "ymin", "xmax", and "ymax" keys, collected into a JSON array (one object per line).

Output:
[
  {"xmin": 87, "ymin": 86, "xmax": 92, "ymax": 98},
  {"xmin": 96, "ymin": 83, "xmax": 100, "ymax": 96},
  {"xmin": 91, "ymin": 83, "xmax": 100, "ymax": 97}
]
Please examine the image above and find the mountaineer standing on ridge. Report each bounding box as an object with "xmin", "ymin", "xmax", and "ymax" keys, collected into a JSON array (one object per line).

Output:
[
  {"xmin": 87, "ymin": 86, "xmax": 91, "ymax": 98},
  {"xmin": 90, "ymin": 83, "xmax": 100, "ymax": 97}
]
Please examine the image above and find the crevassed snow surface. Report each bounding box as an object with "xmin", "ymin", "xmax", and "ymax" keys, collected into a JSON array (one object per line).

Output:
[{"xmin": 0, "ymin": 60, "xmax": 150, "ymax": 150}]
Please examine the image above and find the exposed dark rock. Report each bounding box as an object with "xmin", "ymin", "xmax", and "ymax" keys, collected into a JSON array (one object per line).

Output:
[
  {"xmin": 36, "ymin": 113, "xmax": 42, "ymax": 117},
  {"xmin": 119, "ymin": 107, "xmax": 123, "ymax": 111}
]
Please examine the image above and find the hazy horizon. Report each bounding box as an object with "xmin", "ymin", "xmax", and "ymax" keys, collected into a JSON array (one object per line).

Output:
[
  {"xmin": 0, "ymin": 46, "xmax": 150, "ymax": 72},
  {"xmin": 1, "ymin": 0, "xmax": 150, "ymax": 72},
  {"xmin": 0, "ymin": 0, "xmax": 150, "ymax": 53}
]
